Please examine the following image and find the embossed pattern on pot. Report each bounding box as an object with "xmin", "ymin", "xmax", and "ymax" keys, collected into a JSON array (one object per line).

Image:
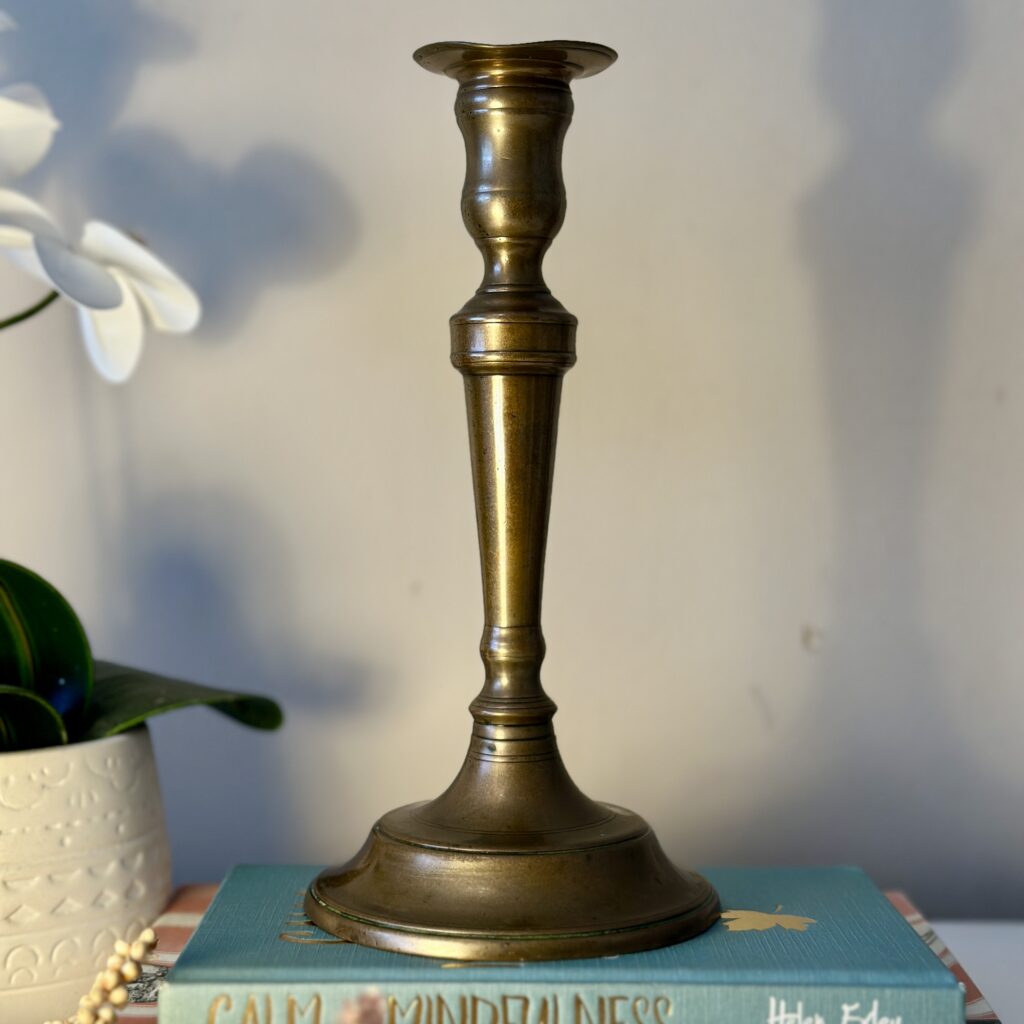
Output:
[{"xmin": 0, "ymin": 728, "xmax": 171, "ymax": 1022}]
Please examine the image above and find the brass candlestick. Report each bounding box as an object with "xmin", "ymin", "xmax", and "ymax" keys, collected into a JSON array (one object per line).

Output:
[{"xmin": 306, "ymin": 40, "xmax": 719, "ymax": 961}]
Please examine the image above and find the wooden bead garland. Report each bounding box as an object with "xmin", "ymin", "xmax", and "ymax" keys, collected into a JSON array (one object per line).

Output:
[{"xmin": 43, "ymin": 928, "xmax": 157, "ymax": 1024}]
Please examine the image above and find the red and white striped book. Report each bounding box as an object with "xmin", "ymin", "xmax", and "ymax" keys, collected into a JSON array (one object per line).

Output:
[
  {"xmin": 120, "ymin": 884, "xmax": 218, "ymax": 1022},
  {"xmin": 887, "ymin": 891, "xmax": 1000, "ymax": 1023}
]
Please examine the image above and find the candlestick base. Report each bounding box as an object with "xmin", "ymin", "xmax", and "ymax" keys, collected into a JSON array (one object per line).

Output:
[{"xmin": 306, "ymin": 802, "xmax": 718, "ymax": 961}]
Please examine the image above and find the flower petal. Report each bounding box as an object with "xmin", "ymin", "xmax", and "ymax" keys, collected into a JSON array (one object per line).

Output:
[
  {"xmin": 0, "ymin": 187, "xmax": 59, "ymax": 242},
  {"xmin": 76, "ymin": 268, "xmax": 144, "ymax": 383},
  {"xmin": 34, "ymin": 234, "xmax": 122, "ymax": 309},
  {"xmin": 78, "ymin": 221, "xmax": 200, "ymax": 332},
  {"xmin": 0, "ymin": 84, "xmax": 60, "ymax": 181},
  {"xmin": 0, "ymin": 188, "xmax": 61, "ymax": 283}
]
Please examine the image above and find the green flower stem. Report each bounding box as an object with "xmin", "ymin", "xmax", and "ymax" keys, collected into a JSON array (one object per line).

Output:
[{"xmin": 0, "ymin": 289, "xmax": 60, "ymax": 331}]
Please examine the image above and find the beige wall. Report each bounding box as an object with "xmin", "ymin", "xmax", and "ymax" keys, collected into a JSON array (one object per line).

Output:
[{"xmin": 1, "ymin": 0, "xmax": 1022, "ymax": 916}]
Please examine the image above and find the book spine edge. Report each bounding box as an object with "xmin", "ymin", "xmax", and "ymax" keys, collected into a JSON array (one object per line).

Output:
[{"xmin": 157, "ymin": 979, "xmax": 965, "ymax": 1024}]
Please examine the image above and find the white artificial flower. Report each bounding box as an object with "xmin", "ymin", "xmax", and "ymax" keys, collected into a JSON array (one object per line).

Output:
[
  {"xmin": 0, "ymin": 13, "xmax": 198, "ymax": 382},
  {"xmin": 0, "ymin": 13, "xmax": 60, "ymax": 182},
  {"xmin": 0, "ymin": 189, "xmax": 201, "ymax": 382},
  {"xmin": 0, "ymin": 83, "xmax": 59, "ymax": 182}
]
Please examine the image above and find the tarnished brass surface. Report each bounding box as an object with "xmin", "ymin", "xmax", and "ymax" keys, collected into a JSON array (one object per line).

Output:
[{"xmin": 307, "ymin": 40, "xmax": 719, "ymax": 960}]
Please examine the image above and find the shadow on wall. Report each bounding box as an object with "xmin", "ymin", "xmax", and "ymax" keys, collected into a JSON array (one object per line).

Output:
[
  {"xmin": 2, "ymin": 0, "xmax": 358, "ymax": 336},
  {"xmin": 0, "ymin": 0, "xmax": 194, "ymax": 175},
  {"xmin": 688, "ymin": 0, "xmax": 1020, "ymax": 918},
  {"xmin": 102, "ymin": 490, "xmax": 374, "ymax": 883},
  {"xmin": 2, "ymin": 2, "xmax": 366, "ymax": 879},
  {"xmin": 82, "ymin": 133, "xmax": 357, "ymax": 333}
]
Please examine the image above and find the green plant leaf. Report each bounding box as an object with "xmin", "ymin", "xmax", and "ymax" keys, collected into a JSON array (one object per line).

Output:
[
  {"xmin": 0, "ymin": 560, "xmax": 92, "ymax": 728},
  {"xmin": 79, "ymin": 661, "xmax": 284, "ymax": 740},
  {"xmin": 0, "ymin": 684, "xmax": 68, "ymax": 751}
]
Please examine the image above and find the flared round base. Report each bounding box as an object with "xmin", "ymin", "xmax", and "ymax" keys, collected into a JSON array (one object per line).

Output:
[{"xmin": 306, "ymin": 800, "xmax": 719, "ymax": 960}]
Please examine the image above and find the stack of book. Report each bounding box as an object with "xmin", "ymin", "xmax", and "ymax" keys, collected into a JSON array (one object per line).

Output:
[{"xmin": 122, "ymin": 866, "xmax": 1000, "ymax": 1024}]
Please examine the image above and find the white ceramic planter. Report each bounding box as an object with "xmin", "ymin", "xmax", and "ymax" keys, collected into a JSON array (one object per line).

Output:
[{"xmin": 0, "ymin": 727, "xmax": 171, "ymax": 1023}]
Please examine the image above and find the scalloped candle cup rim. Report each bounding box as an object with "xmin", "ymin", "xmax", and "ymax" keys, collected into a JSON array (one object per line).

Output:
[{"xmin": 413, "ymin": 40, "xmax": 617, "ymax": 80}]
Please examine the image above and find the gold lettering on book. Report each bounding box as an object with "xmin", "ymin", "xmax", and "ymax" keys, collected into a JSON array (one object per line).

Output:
[
  {"xmin": 289, "ymin": 993, "xmax": 324, "ymax": 1023},
  {"xmin": 502, "ymin": 995, "xmax": 531, "ymax": 1024},
  {"xmin": 209, "ymin": 994, "xmax": 233, "ymax": 1023},
  {"xmin": 574, "ymin": 995, "xmax": 595, "ymax": 1024},
  {"xmin": 383, "ymin": 993, "xmax": 678, "ymax": 1024},
  {"xmin": 240, "ymin": 994, "xmax": 272, "ymax": 1024},
  {"xmin": 606, "ymin": 995, "xmax": 627, "ymax": 1024},
  {"xmin": 437, "ymin": 994, "xmax": 467, "ymax": 1024},
  {"xmin": 574, "ymin": 995, "xmax": 668, "ymax": 1024},
  {"xmin": 538, "ymin": 995, "xmax": 558, "ymax": 1024},
  {"xmin": 389, "ymin": 994, "xmax": 424, "ymax": 1024},
  {"xmin": 472, "ymin": 995, "xmax": 500, "ymax": 1024}
]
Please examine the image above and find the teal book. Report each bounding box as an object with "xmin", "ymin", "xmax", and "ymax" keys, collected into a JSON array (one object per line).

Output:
[{"xmin": 158, "ymin": 865, "xmax": 964, "ymax": 1024}]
